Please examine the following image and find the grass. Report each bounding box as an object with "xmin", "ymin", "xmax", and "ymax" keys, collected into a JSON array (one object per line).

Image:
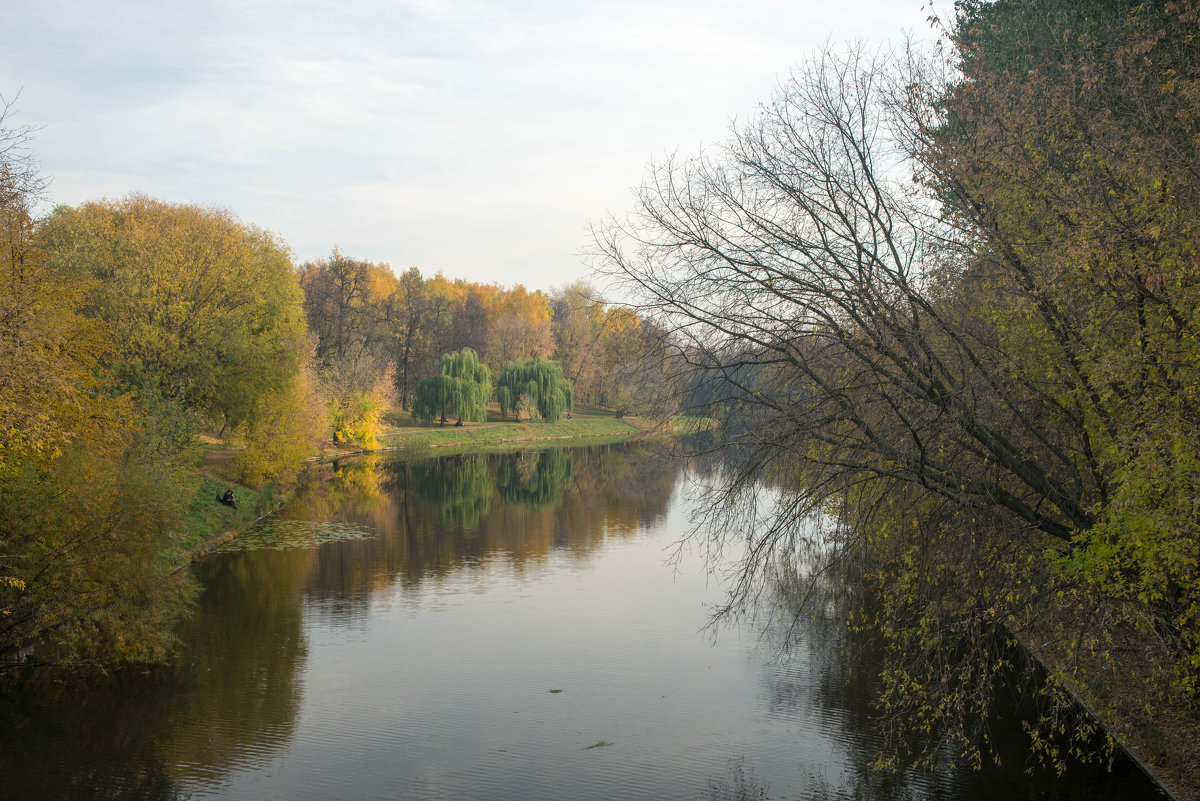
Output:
[
  {"xmin": 377, "ymin": 405, "xmax": 641, "ymax": 451},
  {"xmin": 180, "ymin": 473, "xmax": 281, "ymax": 554},
  {"xmin": 178, "ymin": 438, "xmax": 297, "ymax": 558}
]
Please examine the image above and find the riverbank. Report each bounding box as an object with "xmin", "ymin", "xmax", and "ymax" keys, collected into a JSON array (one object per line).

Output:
[
  {"xmin": 375, "ymin": 406, "xmax": 714, "ymax": 453},
  {"xmin": 181, "ymin": 438, "xmax": 302, "ymax": 560},
  {"xmin": 1020, "ymin": 621, "xmax": 1197, "ymax": 801},
  {"xmin": 177, "ymin": 405, "xmax": 680, "ymax": 561}
]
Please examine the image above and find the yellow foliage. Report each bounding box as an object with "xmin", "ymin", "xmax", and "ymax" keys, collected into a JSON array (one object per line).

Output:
[
  {"xmin": 40, "ymin": 195, "xmax": 308, "ymax": 431},
  {"xmin": 231, "ymin": 363, "xmax": 325, "ymax": 487}
]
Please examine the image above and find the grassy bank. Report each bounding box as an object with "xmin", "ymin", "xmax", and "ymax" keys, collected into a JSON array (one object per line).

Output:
[
  {"xmin": 376, "ymin": 405, "xmax": 643, "ymax": 452},
  {"xmin": 180, "ymin": 474, "xmax": 287, "ymax": 555},
  {"xmin": 178, "ymin": 440, "xmax": 299, "ymax": 559}
]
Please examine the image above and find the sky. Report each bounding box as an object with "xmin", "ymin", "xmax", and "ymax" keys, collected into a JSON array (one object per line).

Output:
[{"xmin": 3, "ymin": 0, "xmax": 936, "ymax": 293}]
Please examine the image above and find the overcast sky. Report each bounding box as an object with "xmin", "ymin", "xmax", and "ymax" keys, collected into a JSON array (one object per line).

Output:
[{"xmin": 4, "ymin": 0, "xmax": 936, "ymax": 292}]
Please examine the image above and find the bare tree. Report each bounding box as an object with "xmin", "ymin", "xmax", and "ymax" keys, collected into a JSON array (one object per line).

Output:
[{"xmin": 595, "ymin": 45, "xmax": 1096, "ymax": 555}]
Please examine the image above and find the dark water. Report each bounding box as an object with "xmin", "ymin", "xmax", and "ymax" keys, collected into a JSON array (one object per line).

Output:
[{"xmin": 0, "ymin": 444, "xmax": 1166, "ymax": 800}]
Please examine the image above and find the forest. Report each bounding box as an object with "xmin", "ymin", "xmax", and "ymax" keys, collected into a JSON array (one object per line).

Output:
[{"xmin": 2, "ymin": 0, "xmax": 1199, "ymax": 789}]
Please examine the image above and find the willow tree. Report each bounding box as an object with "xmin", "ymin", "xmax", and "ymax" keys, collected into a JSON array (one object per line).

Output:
[
  {"xmin": 412, "ymin": 348, "xmax": 492, "ymax": 425},
  {"xmin": 495, "ymin": 358, "xmax": 573, "ymax": 422}
]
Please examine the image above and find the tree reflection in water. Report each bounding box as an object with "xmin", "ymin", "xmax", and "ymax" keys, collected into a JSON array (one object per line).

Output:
[
  {"xmin": 0, "ymin": 545, "xmax": 314, "ymax": 801},
  {"xmin": 0, "ymin": 442, "xmax": 1163, "ymax": 801},
  {"xmin": 413, "ymin": 454, "xmax": 493, "ymax": 533},
  {"xmin": 0, "ymin": 443, "xmax": 681, "ymax": 800},
  {"xmin": 701, "ymin": 756, "xmax": 769, "ymax": 801},
  {"xmin": 709, "ymin": 555, "xmax": 1165, "ymax": 801},
  {"xmin": 495, "ymin": 449, "xmax": 574, "ymax": 510},
  {"xmin": 286, "ymin": 443, "xmax": 682, "ymax": 613}
]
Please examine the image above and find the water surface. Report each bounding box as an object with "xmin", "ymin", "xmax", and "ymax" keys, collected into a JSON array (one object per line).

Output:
[{"xmin": 0, "ymin": 444, "xmax": 1163, "ymax": 799}]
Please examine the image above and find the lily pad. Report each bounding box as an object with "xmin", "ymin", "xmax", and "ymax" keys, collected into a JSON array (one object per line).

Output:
[{"xmin": 216, "ymin": 520, "xmax": 376, "ymax": 552}]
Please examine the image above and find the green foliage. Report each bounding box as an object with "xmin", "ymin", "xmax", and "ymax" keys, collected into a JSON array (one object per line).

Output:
[
  {"xmin": 412, "ymin": 348, "xmax": 492, "ymax": 425},
  {"xmin": 0, "ymin": 165, "xmax": 104, "ymax": 476},
  {"xmin": 1, "ymin": 392, "xmax": 199, "ymax": 667},
  {"xmin": 596, "ymin": 0, "xmax": 1200, "ymax": 775},
  {"xmin": 936, "ymin": 0, "xmax": 1200, "ymax": 721},
  {"xmin": 39, "ymin": 195, "xmax": 309, "ymax": 433},
  {"xmin": 495, "ymin": 357, "xmax": 573, "ymax": 422},
  {"xmin": 0, "ymin": 130, "xmax": 198, "ymax": 668},
  {"xmin": 412, "ymin": 454, "xmax": 494, "ymax": 532}
]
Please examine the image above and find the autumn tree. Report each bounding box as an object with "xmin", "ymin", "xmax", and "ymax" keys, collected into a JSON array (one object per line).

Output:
[
  {"xmin": 232, "ymin": 360, "xmax": 326, "ymax": 486},
  {"xmin": 448, "ymin": 281, "xmax": 494, "ymax": 356},
  {"xmin": 390, "ymin": 266, "xmax": 432, "ymax": 410},
  {"xmin": 1, "ymin": 110, "xmax": 196, "ymax": 668},
  {"xmin": 0, "ymin": 105, "xmax": 90, "ymax": 473},
  {"xmin": 297, "ymin": 250, "xmax": 406, "ymax": 445},
  {"xmin": 593, "ymin": 26, "xmax": 1200, "ymax": 771},
  {"xmin": 422, "ymin": 274, "xmax": 459, "ymax": 368},
  {"xmin": 412, "ymin": 347, "xmax": 492, "ymax": 425},
  {"xmin": 299, "ymin": 250, "xmax": 376, "ymax": 364},
  {"xmin": 300, "ymin": 251, "xmax": 399, "ymax": 355},
  {"xmin": 903, "ymin": 0, "xmax": 1200, "ymax": 757},
  {"xmin": 40, "ymin": 196, "xmax": 309, "ymax": 436},
  {"xmin": 549, "ymin": 281, "xmax": 607, "ymax": 403},
  {"xmin": 483, "ymin": 284, "xmax": 554, "ymax": 370},
  {"xmin": 336, "ymin": 360, "xmax": 396, "ymax": 446}
]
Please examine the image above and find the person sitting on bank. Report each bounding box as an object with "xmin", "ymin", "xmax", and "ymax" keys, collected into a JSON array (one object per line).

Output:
[{"xmin": 220, "ymin": 489, "xmax": 237, "ymax": 509}]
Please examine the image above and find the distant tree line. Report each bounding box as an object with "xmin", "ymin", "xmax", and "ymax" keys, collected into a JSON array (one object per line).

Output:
[{"xmin": 295, "ymin": 251, "xmax": 674, "ymax": 435}]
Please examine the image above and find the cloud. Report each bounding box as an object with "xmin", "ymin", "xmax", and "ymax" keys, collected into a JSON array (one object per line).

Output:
[{"xmin": 8, "ymin": 0, "xmax": 933, "ymax": 289}]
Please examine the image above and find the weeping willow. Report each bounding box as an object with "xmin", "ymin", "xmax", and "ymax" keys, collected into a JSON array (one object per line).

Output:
[
  {"xmin": 411, "ymin": 348, "xmax": 492, "ymax": 425},
  {"xmin": 495, "ymin": 358, "xmax": 573, "ymax": 422}
]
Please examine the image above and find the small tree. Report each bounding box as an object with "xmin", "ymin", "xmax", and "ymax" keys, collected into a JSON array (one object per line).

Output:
[
  {"xmin": 496, "ymin": 358, "xmax": 573, "ymax": 422},
  {"xmin": 412, "ymin": 347, "xmax": 492, "ymax": 425}
]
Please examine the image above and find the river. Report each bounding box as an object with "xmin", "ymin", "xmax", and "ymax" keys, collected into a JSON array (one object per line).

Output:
[{"xmin": 0, "ymin": 443, "xmax": 1165, "ymax": 799}]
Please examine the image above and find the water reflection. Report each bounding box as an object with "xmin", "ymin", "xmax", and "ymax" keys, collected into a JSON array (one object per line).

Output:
[
  {"xmin": 0, "ymin": 545, "xmax": 313, "ymax": 801},
  {"xmin": 495, "ymin": 449, "xmax": 574, "ymax": 510},
  {"xmin": 413, "ymin": 454, "xmax": 494, "ymax": 532},
  {"xmin": 0, "ymin": 444, "xmax": 678, "ymax": 800},
  {"xmin": 0, "ymin": 442, "xmax": 1164, "ymax": 801},
  {"xmin": 291, "ymin": 445, "xmax": 679, "ymax": 612},
  {"xmin": 700, "ymin": 757, "xmax": 770, "ymax": 801},
  {"xmin": 713, "ymin": 572, "xmax": 1164, "ymax": 801}
]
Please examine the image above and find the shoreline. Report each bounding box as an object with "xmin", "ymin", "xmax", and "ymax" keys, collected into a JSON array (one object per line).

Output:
[{"xmin": 182, "ymin": 411, "xmax": 659, "ymax": 562}]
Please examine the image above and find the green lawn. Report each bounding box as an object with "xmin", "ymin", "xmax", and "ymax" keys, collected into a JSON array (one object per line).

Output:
[{"xmin": 377, "ymin": 413, "xmax": 639, "ymax": 451}]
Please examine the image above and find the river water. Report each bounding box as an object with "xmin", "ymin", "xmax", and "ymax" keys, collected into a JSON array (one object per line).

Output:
[{"xmin": 0, "ymin": 443, "xmax": 1165, "ymax": 800}]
